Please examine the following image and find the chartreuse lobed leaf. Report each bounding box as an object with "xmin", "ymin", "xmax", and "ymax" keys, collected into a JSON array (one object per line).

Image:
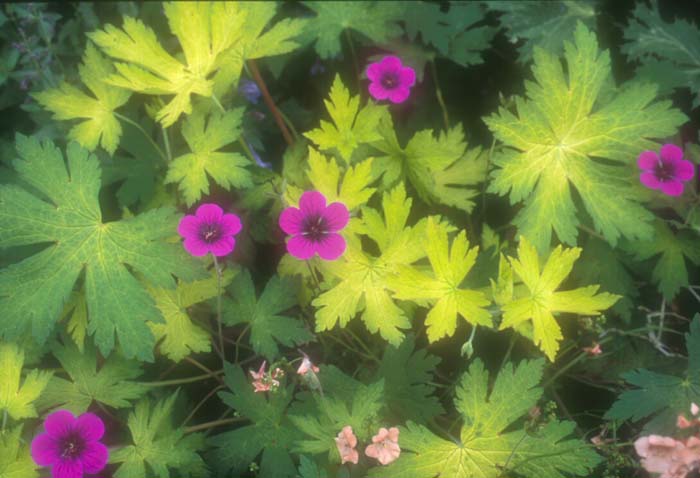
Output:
[
  {"xmin": 111, "ymin": 394, "xmax": 207, "ymax": 478},
  {"xmin": 33, "ymin": 43, "xmax": 130, "ymax": 154},
  {"xmin": 148, "ymin": 269, "xmax": 234, "ymax": 363},
  {"xmin": 500, "ymin": 237, "xmax": 619, "ymax": 361},
  {"xmin": 0, "ymin": 136, "xmax": 204, "ymax": 361},
  {"xmin": 488, "ymin": 1, "xmax": 596, "ymax": 63},
  {"xmin": 404, "ymin": 2, "xmax": 495, "ymax": 66},
  {"xmin": 290, "ymin": 380, "xmax": 384, "ymax": 460},
  {"xmin": 606, "ymin": 315, "xmax": 700, "ymax": 434},
  {"xmin": 374, "ymin": 335, "xmax": 443, "ymax": 423},
  {"xmin": 37, "ymin": 341, "xmax": 147, "ymax": 414},
  {"xmin": 165, "ymin": 107, "xmax": 251, "ymax": 206},
  {"xmin": 374, "ymin": 117, "xmax": 487, "ymax": 212},
  {"xmin": 222, "ymin": 269, "xmax": 312, "ymax": 361},
  {"xmin": 304, "ymin": 75, "xmax": 387, "ymax": 163},
  {"xmin": 389, "ymin": 218, "xmax": 491, "ymax": 342},
  {"xmin": 368, "ymin": 359, "xmax": 600, "ymax": 478},
  {"xmin": 622, "ymin": 0, "xmax": 700, "ymax": 107},
  {"xmin": 0, "ymin": 426, "xmax": 38, "ymax": 478},
  {"xmin": 313, "ymin": 184, "xmax": 426, "ymax": 345},
  {"xmin": 484, "ymin": 23, "xmax": 686, "ymax": 253},
  {"xmin": 89, "ymin": 2, "xmax": 244, "ymax": 126},
  {"xmin": 0, "ymin": 342, "xmax": 52, "ymax": 420},
  {"xmin": 626, "ymin": 221, "xmax": 700, "ymax": 300},
  {"xmin": 213, "ymin": 2, "xmax": 308, "ymax": 97},
  {"xmin": 302, "ymin": 1, "xmax": 403, "ymax": 59},
  {"xmin": 210, "ymin": 364, "xmax": 298, "ymax": 478}
]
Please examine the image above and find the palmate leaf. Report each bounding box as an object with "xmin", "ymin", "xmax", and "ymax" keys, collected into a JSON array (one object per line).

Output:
[
  {"xmin": 484, "ymin": 23, "xmax": 686, "ymax": 253},
  {"xmin": 404, "ymin": 2, "xmax": 496, "ymax": 66},
  {"xmin": 0, "ymin": 136, "xmax": 203, "ymax": 360},
  {"xmin": 500, "ymin": 237, "xmax": 619, "ymax": 361},
  {"xmin": 313, "ymin": 184, "xmax": 426, "ymax": 345},
  {"xmin": 488, "ymin": 1, "xmax": 596, "ymax": 63},
  {"xmin": 368, "ymin": 359, "xmax": 601, "ymax": 478},
  {"xmin": 302, "ymin": 1, "xmax": 403, "ymax": 59},
  {"xmin": 34, "ymin": 43, "xmax": 130, "ymax": 154},
  {"xmin": 626, "ymin": 221, "xmax": 700, "ymax": 300},
  {"xmin": 213, "ymin": 2, "xmax": 308, "ymax": 97},
  {"xmin": 210, "ymin": 364, "xmax": 298, "ymax": 478},
  {"xmin": 0, "ymin": 426, "xmax": 38, "ymax": 478},
  {"xmin": 374, "ymin": 118, "xmax": 487, "ymax": 212},
  {"xmin": 606, "ymin": 315, "xmax": 700, "ymax": 434},
  {"xmin": 37, "ymin": 341, "xmax": 147, "ymax": 414},
  {"xmin": 389, "ymin": 218, "xmax": 491, "ymax": 342},
  {"xmin": 222, "ymin": 269, "xmax": 312, "ymax": 361},
  {"xmin": 304, "ymin": 75, "xmax": 386, "ymax": 163},
  {"xmin": 111, "ymin": 394, "xmax": 208, "ymax": 478},
  {"xmin": 622, "ymin": 0, "xmax": 700, "ymax": 107},
  {"xmin": 89, "ymin": 2, "xmax": 244, "ymax": 126},
  {"xmin": 148, "ymin": 270, "xmax": 235, "ymax": 363},
  {"xmin": 165, "ymin": 108, "xmax": 251, "ymax": 206},
  {"xmin": 0, "ymin": 342, "xmax": 51, "ymax": 420}
]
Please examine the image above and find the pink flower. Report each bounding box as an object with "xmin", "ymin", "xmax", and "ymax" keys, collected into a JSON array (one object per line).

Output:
[
  {"xmin": 677, "ymin": 403, "xmax": 700, "ymax": 429},
  {"xmin": 296, "ymin": 353, "xmax": 320, "ymax": 376},
  {"xmin": 583, "ymin": 343, "xmax": 602, "ymax": 356},
  {"xmin": 638, "ymin": 144, "xmax": 695, "ymax": 196},
  {"xmin": 366, "ymin": 56, "xmax": 416, "ymax": 104},
  {"xmin": 249, "ymin": 361, "xmax": 283, "ymax": 393},
  {"xmin": 365, "ymin": 427, "xmax": 401, "ymax": 465},
  {"xmin": 177, "ymin": 203, "xmax": 242, "ymax": 257},
  {"xmin": 634, "ymin": 434, "xmax": 700, "ymax": 478},
  {"xmin": 31, "ymin": 410, "xmax": 109, "ymax": 478},
  {"xmin": 279, "ymin": 191, "xmax": 349, "ymax": 261},
  {"xmin": 335, "ymin": 426, "xmax": 359, "ymax": 465}
]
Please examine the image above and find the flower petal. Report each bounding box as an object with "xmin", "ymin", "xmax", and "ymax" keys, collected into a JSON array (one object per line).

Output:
[
  {"xmin": 366, "ymin": 62, "xmax": 383, "ymax": 82},
  {"xmin": 640, "ymin": 172, "xmax": 661, "ymax": 190},
  {"xmin": 287, "ymin": 235, "xmax": 317, "ymax": 260},
  {"xmin": 44, "ymin": 410, "xmax": 76, "ymax": 439},
  {"xmin": 637, "ymin": 151, "xmax": 659, "ymax": 171},
  {"xmin": 399, "ymin": 66, "xmax": 416, "ymax": 87},
  {"xmin": 369, "ymin": 82, "xmax": 390, "ymax": 100},
  {"xmin": 183, "ymin": 237, "xmax": 210, "ymax": 257},
  {"xmin": 660, "ymin": 143, "xmax": 683, "ymax": 162},
  {"xmin": 74, "ymin": 413, "xmax": 105, "ymax": 441},
  {"xmin": 80, "ymin": 441, "xmax": 109, "ymax": 474},
  {"xmin": 316, "ymin": 233, "xmax": 346, "ymax": 261},
  {"xmin": 299, "ymin": 191, "xmax": 327, "ymax": 216},
  {"xmin": 661, "ymin": 179, "xmax": 684, "ymax": 196},
  {"xmin": 323, "ymin": 202, "xmax": 349, "ymax": 231},
  {"xmin": 31, "ymin": 433, "xmax": 59, "ymax": 466},
  {"xmin": 380, "ymin": 55, "xmax": 402, "ymax": 72},
  {"xmin": 195, "ymin": 203, "xmax": 223, "ymax": 223},
  {"xmin": 52, "ymin": 460, "xmax": 83, "ymax": 478},
  {"xmin": 220, "ymin": 213, "xmax": 242, "ymax": 236},
  {"xmin": 209, "ymin": 236, "xmax": 236, "ymax": 257},
  {"xmin": 674, "ymin": 159, "xmax": 696, "ymax": 181},
  {"xmin": 388, "ymin": 87, "xmax": 411, "ymax": 104},
  {"xmin": 177, "ymin": 215, "xmax": 201, "ymax": 239},
  {"xmin": 279, "ymin": 207, "xmax": 304, "ymax": 235}
]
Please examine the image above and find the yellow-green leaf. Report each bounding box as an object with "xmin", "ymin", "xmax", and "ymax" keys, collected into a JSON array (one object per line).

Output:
[{"xmin": 0, "ymin": 342, "xmax": 52, "ymax": 420}]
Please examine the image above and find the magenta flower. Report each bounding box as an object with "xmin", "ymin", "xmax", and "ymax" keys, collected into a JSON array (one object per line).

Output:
[
  {"xmin": 638, "ymin": 144, "xmax": 695, "ymax": 196},
  {"xmin": 31, "ymin": 410, "xmax": 108, "ymax": 478},
  {"xmin": 177, "ymin": 203, "xmax": 242, "ymax": 257},
  {"xmin": 279, "ymin": 191, "xmax": 349, "ymax": 261},
  {"xmin": 366, "ymin": 56, "xmax": 416, "ymax": 104}
]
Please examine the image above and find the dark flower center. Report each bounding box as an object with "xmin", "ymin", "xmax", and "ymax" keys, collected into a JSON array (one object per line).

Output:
[
  {"xmin": 380, "ymin": 73, "xmax": 398, "ymax": 89},
  {"xmin": 59, "ymin": 433, "xmax": 85, "ymax": 460},
  {"xmin": 301, "ymin": 214, "xmax": 328, "ymax": 242},
  {"xmin": 654, "ymin": 160, "xmax": 676, "ymax": 182},
  {"xmin": 199, "ymin": 223, "xmax": 222, "ymax": 244}
]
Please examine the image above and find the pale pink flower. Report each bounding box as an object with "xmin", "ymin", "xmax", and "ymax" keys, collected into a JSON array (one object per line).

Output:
[
  {"xmin": 634, "ymin": 434, "xmax": 700, "ymax": 478},
  {"xmin": 365, "ymin": 427, "xmax": 401, "ymax": 465},
  {"xmin": 583, "ymin": 343, "xmax": 602, "ymax": 356},
  {"xmin": 249, "ymin": 361, "xmax": 282, "ymax": 393},
  {"xmin": 678, "ymin": 403, "xmax": 700, "ymax": 429},
  {"xmin": 692, "ymin": 403, "xmax": 699, "ymax": 416},
  {"xmin": 335, "ymin": 426, "xmax": 359, "ymax": 465},
  {"xmin": 296, "ymin": 354, "xmax": 320, "ymax": 376}
]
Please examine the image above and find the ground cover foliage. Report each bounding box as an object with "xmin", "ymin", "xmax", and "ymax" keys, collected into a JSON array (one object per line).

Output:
[{"xmin": 0, "ymin": 1, "xmax": 699, "ymax": 477}]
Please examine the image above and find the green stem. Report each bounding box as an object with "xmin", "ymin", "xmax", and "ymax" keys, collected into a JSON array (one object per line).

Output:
[
  {"xmin": 237, "ymin": 137, "xmax": 256, "ymax": 164},
  {"xmin": 183, "ymin": 385, "xmax": 225, "ymax": 426},
  {"xmin": 499, "ymin": 332, "xmax": 517, "ymax": 370},
  {"xmin": 306, "ymin": 260, "xmax": 322, "ymax": 293},
  {"xmin": 2, "ymin": 410, "xmax": 7, "ymax": 431},
  {"xmin": 114, "ymin": 113, "xmax": 168, "ymax": 163},
  {"xmin": 162, "ymin": 126, "xmax": 172, "ymax": 162},
  {"xmin": 144, "ymin": 370, "xmax": 223, "ymax": 387},
  {"xmin": 344, "ymin": 328, "xmax": 378, "ymax": 362},
  {"xmin": 212, "ymin": 255, "xmax": 225, "ymax": 365},
  {"xmin": 345, "ymin": 29, "xmax": 360, "ymax": 89},
  {"xmin": 211, "ymin": 93, "xmax": 226, "ymax": 114},
  {"xmin": 430, "ymin": 60, "xmax": 449, "ymax": 130},
  {"xmin": 184, "ymin": 417, "xmax": 245, "ymax": 434}
]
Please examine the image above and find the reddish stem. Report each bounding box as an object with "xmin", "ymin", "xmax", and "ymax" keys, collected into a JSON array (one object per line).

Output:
[{"xmin": 248, "ymin": 59, "xmax": 294, "ymax": 146}]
